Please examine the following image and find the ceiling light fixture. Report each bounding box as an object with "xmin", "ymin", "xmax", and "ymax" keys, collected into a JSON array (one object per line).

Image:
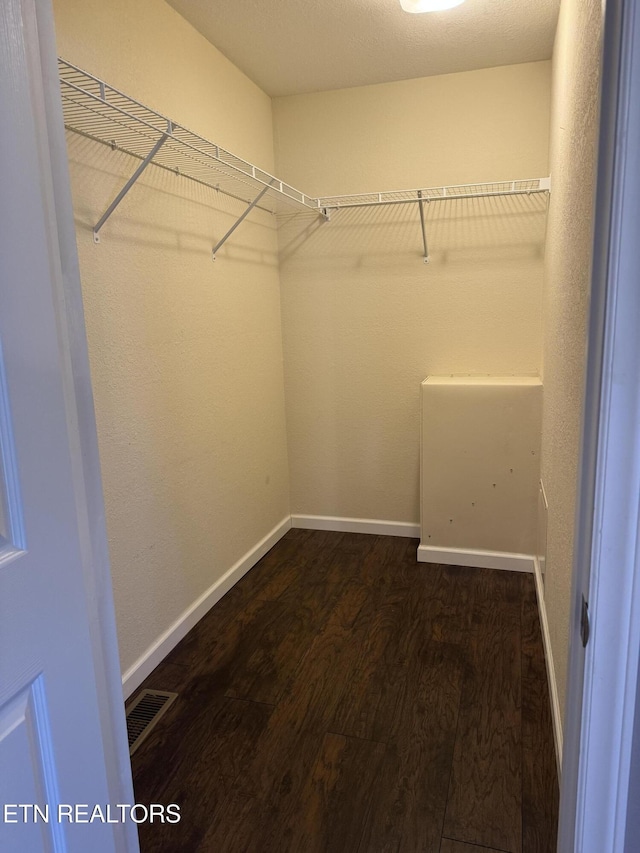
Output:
[{"xmin": 400, "ymin": 0, "xmax": 465, "ymax": 12}]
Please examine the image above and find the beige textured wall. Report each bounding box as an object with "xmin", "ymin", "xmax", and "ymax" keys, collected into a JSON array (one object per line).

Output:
[
  {"xmin": 53, "ymin": 0, "xmax": 290, "ymax": 675},
  {"xmin": 541, "ymin": 0, "xmax": 603, "ymax": 721},
  {"xmin": 273, "ymin": 63, "xmax": 551, "ymax": 523}
]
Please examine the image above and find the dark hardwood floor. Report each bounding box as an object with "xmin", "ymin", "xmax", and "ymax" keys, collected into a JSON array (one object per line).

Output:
[{"xmin": 130, "ymin": 529, "xmax": 559, "ymax": 853}]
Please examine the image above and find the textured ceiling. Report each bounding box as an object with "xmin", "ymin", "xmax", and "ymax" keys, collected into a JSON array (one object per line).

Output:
[{"xmin": 166, "ymin": 0, "xmax": 560, "ymax": 97}]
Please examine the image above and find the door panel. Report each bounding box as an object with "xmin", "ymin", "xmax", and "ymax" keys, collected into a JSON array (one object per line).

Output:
[
  {"xmin": 0, "ymin": 0, "xmax": 135, "ymax": 850},
  {"xmin": 0, "ymin": 678, "xmax": 64, "ymax": 853}
]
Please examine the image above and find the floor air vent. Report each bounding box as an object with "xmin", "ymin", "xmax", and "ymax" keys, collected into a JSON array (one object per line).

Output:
[{"xmin": 126, "ymin": 689, "xmax": 178, "ymax": 755}]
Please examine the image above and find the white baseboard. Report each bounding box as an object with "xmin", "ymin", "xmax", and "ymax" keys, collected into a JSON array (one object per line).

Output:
[
  {"xmin": 121, "ymin": 515, "xmax": 292, "ymax": 699},
  {"xmin": 417, "ymin": 544, "xmax": 535, "ymax": 573},
  {"xmin": 291, "ymin": 514, "xmax": 420, "ymax": 538},
  {"xmin": 534, "ymin": 556, "xmax": 563, "ymax": 779}
]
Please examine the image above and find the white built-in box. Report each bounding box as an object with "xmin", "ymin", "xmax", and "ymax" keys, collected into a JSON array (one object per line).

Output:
[{"xmin": 418, "ymin": 376, "xmax": 542, "ymax": 572}]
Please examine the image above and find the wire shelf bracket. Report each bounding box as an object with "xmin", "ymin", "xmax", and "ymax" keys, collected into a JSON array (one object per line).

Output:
[
  {"xmin": 417, "ymin": 189, "xmax": 429, "ymax": 264},
  {"xmin": 211, "ymin": 180, "xmax": 274, "ymax": 260},
  {"xmin": 58, "ymin": 58, "xmax": 550, "ymax": 264},
  {"xmin": 93, "ymin": 126, "xmax": 171, "ymax": 243}
]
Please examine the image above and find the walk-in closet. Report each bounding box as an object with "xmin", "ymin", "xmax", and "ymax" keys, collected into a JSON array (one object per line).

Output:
[{"xmin": 5, "ymin": 0, "xmax": 610, "ymax": 849}]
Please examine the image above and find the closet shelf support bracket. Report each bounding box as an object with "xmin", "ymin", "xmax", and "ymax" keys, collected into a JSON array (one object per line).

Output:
[
  {"xmin": 93, "ymin": 123, "xmax": 172, "ymax": 243},
  {"xmin": 211, "ymin": 180, "xmax": 275, "ymax": 261},
  {"xmin": 417, "ymin": 190, "xmax": 429, "ymax": 264}
]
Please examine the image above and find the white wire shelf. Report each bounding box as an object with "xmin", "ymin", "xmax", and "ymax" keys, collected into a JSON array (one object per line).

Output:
[
  {"xmin": 58, "ymin": 58, "xmax": 550, "ymax": 262},
  {"xmin": 58, "ymin": 58, "xmax": 319, "ymax": 242},
  {"xmin": 317, "ymin": 178, "xmax": 551, "ymax": 210}
]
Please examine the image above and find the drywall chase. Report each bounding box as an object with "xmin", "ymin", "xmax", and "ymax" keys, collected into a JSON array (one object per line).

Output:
[{"xmin": 419, "ymin": 376, "xmax": 542, "ymax": 570}]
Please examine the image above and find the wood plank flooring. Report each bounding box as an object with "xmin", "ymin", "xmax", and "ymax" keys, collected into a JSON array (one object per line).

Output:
[{"xmin": 130, "ymin": 529, "xmax": 559, "ymax": 853}]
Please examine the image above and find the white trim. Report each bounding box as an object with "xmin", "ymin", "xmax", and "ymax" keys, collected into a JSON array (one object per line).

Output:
[
  {"xmin": 534, "ymin": 557, "xmax": 564, "ymax": 778},
  {"xmin": 122, "ymin": 516, "xmax": 291, "ymax": 698},
  {"xmin": 416, "ymin": 545, "xmax": 535, "ymax": 573},
  {"xmin": 291, "ymin": 514, "xmax": 420, "ymax": 538},
  {"xmin": 539, "ymin": 479, "xmax": 550, "ymax": 513}
]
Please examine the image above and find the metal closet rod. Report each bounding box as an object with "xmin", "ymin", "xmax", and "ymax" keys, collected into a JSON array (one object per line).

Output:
[{"xmin": 58, "ymin": 58, "xmax": 550, "ymax": 263}]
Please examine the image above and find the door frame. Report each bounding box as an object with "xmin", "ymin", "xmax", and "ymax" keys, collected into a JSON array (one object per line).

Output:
[
  {"xmin": 19, "ymin": 0, "xmax": 139, "ymax": 849},
  {"xmin": 559, "ymin": 0, "xmax": 640, "ymax": 850}
]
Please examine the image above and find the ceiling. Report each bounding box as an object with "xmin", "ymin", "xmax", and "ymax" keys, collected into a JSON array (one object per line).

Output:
[{"xmin": 166, "ymin": 0, "xmax": 560, "ymax": 97}]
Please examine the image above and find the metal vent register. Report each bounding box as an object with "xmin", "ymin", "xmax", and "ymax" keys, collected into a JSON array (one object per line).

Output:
[{"xmin": 126, "ymin": 689, "xmax": 178, "ymax": 755}]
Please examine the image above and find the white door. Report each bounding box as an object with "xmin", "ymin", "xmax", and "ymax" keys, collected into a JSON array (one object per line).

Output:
[{"xmin": 0, "ymin": 1, "xmax": 137, "ymax": 851}]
